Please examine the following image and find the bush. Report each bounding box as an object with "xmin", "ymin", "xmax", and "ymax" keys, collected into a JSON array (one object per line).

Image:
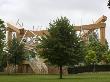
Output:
[{"xmin": 68, "ymin": 65, "xmax": 110, "ymax": 74}]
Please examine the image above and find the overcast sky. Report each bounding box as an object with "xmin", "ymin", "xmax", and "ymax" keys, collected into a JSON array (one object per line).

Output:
[{"xmin": 0, "ymin": 0, "xmax": 110, "ymax": 46}]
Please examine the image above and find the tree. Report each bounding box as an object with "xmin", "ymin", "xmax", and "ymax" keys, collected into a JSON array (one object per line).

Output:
[
  {"xmin": 23, "ymin": 50, "xmax": 36, "ymax": 60},
  {"xmin": 0, "ymin": 19, "xmax": 6, "ymax": 70},
  {"xmin": 87, "ymin": 32, "xmax": 109, "ymax": 63},
  {"xmin": 108, "ymin": 0, "xmax": 110, "ymax": 8},
  {"xmin": 107, "ymin": 50, "xmax": 110, "ymax": 63},
  {"xmin": 85, "ymin": 50, "xmax": 97, "ymax": 72},
  {"xmin": 101, "ymin": 50, "xmax": 110, "ymax": 64},
  {"xmin": 8, "ymin": 37, "xmax": 25, "ymax": 70},
  {"xmin": 85, "ymin": 50, "xmax": 97, "ymax": 65},
  {"xmin": 37, "ymin": 17, "xmax": 85, "ymax": 79}
]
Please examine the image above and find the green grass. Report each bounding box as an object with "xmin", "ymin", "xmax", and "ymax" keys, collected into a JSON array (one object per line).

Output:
[{"xmin": 0, "ymin": 72, "xmax": 110, "ymax": 82}]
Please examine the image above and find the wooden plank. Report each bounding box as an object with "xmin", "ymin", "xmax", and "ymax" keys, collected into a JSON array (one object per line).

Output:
[
  {"xmin": 7, "ymin": 23, "xmax": 20, "ymax": 33},
  {"xmin": 95, "ymin": 15, "xmax": 107, "ymax": 24},
  {"xmin": 81, "ymin": 16, "xmax": 107, "ymax": 40},
  {"xmin": 100, "ymin": 27, "xmax": 105, "ymax": 45},
  {"xmin": 7, "ymin": 31, "xmax": 12, "ymax": 46},
  {"xmin": 24, "ymin": 23, "xmax": 106, "ymax": 36},
  {"xmin": 74, "ymin": 23, "xmax": 106, "ymax": 31}
]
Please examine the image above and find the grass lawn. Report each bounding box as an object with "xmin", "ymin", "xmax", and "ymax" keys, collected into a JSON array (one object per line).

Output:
[{"xmin": 0, "ymin": 72, "xmax": 110, "ymax": 82}]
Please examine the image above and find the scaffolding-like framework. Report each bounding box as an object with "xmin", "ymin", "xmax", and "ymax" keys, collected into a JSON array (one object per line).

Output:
[{"xmin": 6, "ymin": 15, "xmax": 107, "ymax": 74}]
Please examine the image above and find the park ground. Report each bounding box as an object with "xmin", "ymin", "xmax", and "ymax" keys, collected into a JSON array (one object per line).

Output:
[{"xmin": 0, "ymin": 72, "xmax": 110, "ymax": 82}]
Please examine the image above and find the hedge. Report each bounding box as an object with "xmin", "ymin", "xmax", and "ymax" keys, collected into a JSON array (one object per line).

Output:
[{"xmin": 68, "ymin": 65, "xmax": 110, "ymax": 74}]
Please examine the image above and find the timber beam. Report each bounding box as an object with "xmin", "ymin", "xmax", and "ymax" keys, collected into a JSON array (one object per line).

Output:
[
  {"xmin": 7, "ymin": 23, "xmax": 20, "ymax": 33},
  {"xmin": 74, "ymin": 23, "xmax": 106, "ymax": 31},
  {"xmin": 31, "ymin": 23, "xmax": 106, "ymax": 36},
  {"xmin": 95, "ymin": 15, "xmax": 107, "ymax": 24},
  {"xmin": 6, "ymin": 15, "xmax": 107, "ymax": 45}
]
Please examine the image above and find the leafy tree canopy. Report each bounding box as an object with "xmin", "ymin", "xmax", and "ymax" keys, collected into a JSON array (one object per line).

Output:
[
  {"xmin": 8, "ymin": 37, "xmax": 25, "ymax": 65},
  {"xmin": 37, "ymin": 17, "xmax": 85, "ymax": 78},
  {"xmin": 87, "ymin": 32, "xmax": 109, "ymax": 63},
  {"xmin": 85, "ymin": 50, "xmax": 97, "ymax": 65},
  {"xmin": 0, "ymin": 19, "xmax": 6, "ymax": 69}
]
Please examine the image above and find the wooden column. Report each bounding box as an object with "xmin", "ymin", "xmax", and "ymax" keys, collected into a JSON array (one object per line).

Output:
[
  {"xmin": 100, "ymin": 27, "xmax": 105, "ymax": 45},
  {"xmin": 16, "ymin": 33, "xmax": 21, "ymax": 41},
  {"xmin": 7, "ymin": 31, "xmax": 12, "ymax": 46},
  {"xmin": 17, "ymin": 29, "xmax": 25, "ymax": 42}
]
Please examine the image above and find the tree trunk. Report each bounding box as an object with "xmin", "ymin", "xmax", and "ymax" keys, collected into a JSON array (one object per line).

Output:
[
  {"xmin": 59, "ymin": 65, "xmax": 63, "ymax": 79},
  {"xmin": 15, "ymin": 57, "xmax": 16, "ymax": 74},
  {"xmin": 93, "ymin": 62, "xmax": 95, "ymax": 72}
]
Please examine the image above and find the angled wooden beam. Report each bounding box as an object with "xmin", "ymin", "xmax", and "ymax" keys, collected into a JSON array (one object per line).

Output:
[
  {"xmin": 95, "ymin": 15, "xmax": 107, "ymax": 24},
  {"xmin": 6, "ymin": 15, "xmax": 107, "ymax": 45},
  {"xmin": 81, "ymin": 15, "xmax": 107, "ymax": 41},
  {"xmin": 7, "ymin": 23, "xmax": 20, "ymax": 33},
  {"xmin": 94, "ymin": 15, "xmax": 107, "ymax": 45},
  {"xmin": 24, "ymin": 30, "xmax": 48, "ymax": 37},
  {"xmin": 33, "ymin": 30, "xmax": 48, "ymax": 36},
  {"xmin": 24, "ymin": 30, "xmax": 36, "ymax": 37}
]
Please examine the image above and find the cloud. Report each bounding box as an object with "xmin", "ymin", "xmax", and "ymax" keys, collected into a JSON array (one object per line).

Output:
[
  {"xmin": 0, "ymin": 0, "xmax": 108, "ymax": 26},
  {"xmin": 0, "ymin": 0, "xmax": 110, "ymax": 47}
]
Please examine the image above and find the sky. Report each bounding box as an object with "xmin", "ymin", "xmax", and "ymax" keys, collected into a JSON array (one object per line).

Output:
[{"xmin": 0, "ymin": 0, "xmax": 110, "ymax": 46}]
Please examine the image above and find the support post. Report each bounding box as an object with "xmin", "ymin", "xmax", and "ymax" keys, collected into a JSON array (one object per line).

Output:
[
  {"xmin": 7, "ymin": 31, "xmax": 12, "ymax": 46},
  {"xmin": 16, "ymin": 33, "xmax": 22, "ymax": 41},
  {"xmin": 100, "ymin": 27, "xmax": 105, "ymax": 45}
]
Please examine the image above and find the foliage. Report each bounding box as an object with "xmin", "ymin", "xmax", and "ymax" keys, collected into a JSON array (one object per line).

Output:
[
  {"xmin": 8, "ymin": 37, "xmax": 25, "ymax": 65},
  {"xmin": 107, "ymin": 53, "xmax": 110, "ymax": 63},
  {"xmin": 85, "ymin": 50, "xmax": 97, "ymax": 65},
  {"xmin": 68, "ymin": 65, "xmax": 110, "ymax": 74},
  {"xmin": 0, "ymin": 19, "xmax": 6, "ymax": 70},
  {"xmin": 87, "ymin": 32, "xmax": 108, "ymax": 63},
  {"xmin": 102, "ymin": 50, "xmax": 110, "ymax": 63},
  {"xmin": 37, "ymin": 17, "xmax": 85, "ymax": 78},
  {"xmin": 23, "ymin": 50, "xmax": 36, "ymax": 60}
]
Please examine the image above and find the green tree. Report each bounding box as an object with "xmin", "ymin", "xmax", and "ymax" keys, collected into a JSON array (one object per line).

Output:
[
  {"xmin": 37, "ymin": 17, "xmax": 85, "ymax": 79},
  {"xmin": 23, "ymin": 50, "xmax": 36, "ymax": 60},
  {"xmin": 85, "ymin": 50, "xmax": 97, "ymax": 65},
  {"xmin": 107, "ymin": 51, "xmax": 110, "ymax": 63},
  {"xmin": 87, "ymin": 32, "xmax": 108, "ymax": 63},
  {"xmin": 85, "ymin": 50, "xmax": 97, "ymax": 72},
  {"xmin": 8, "ymin": 37, "xmax": 25, "ymax": 66},
  {"xmin": 0, "ymin": 19, "xmax": 6, "ymax": 70},
  {"xmin": 101, "ymin": 50, "xmax": 110, "ymax": 64}
]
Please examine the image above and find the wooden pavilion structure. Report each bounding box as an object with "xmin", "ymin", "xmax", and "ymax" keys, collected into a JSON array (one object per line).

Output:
[{"xmin": 6, "ymin": 15, "xmax": 107, "ymax": 74}]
